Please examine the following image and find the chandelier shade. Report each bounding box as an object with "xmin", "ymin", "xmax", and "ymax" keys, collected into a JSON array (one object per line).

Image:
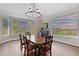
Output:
[{"xmin": 25, "ymin": 3, "xmax": 41, "ymax": 18}]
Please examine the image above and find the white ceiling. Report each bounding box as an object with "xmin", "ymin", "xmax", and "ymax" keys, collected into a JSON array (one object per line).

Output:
[{"xmin": 0, "ymin": 3, "xmax": 79, "ymax": 19}]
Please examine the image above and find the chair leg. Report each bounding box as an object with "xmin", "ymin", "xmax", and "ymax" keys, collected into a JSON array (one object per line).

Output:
[
  {"xmin": 20, "ymin": 45, "xmax": 22, "ymax": 52},
  {"xmin": 35, "ymin": 48, "xmax": 37, "ymax": 56},
  {"xmin": 24, "ymin": 46, "xmax": 26, "ymax": 56},
  {"xmin": 50, "ymin": 47, "xmax": 52, "ymax": 56},
  {"xmin": 50, "ymin": 50, "xmax": 52, "ymax": 56}
]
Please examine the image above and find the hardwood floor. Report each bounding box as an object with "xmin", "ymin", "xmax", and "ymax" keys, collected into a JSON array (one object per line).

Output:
[
  {"xmin": 0, "ymin": 40, "xmax": 79, "ymax": 56},
  {"xmin": 0, "ymin": 40, "xmax": 21, "ymax": 56},
  {"xmin": 53, "ymin": 41, "xmax": 79, "ymax": 56}
]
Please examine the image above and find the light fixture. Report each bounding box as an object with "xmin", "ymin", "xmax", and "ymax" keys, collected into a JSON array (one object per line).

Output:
[{"xmin": 25, "ymin": 3, "xmax": 41, "ymax": 18}]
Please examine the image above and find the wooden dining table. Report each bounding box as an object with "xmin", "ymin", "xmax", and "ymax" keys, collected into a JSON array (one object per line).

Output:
[
  {"xmin": 26, "ymin": 35, "xmax": 46, "ymax": 55},
  {"xmin": 27, "ymin": 35, "xmax": 45, "ymax": 44}
]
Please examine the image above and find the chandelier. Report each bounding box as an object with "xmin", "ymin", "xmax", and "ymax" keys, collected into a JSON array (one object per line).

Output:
[{"xmin": 25, "ymin": 3, "xmax": 41, "ymax": 18}]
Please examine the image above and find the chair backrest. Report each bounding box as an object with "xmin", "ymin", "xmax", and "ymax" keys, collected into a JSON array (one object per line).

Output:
[
  {"xmin": 23, "ymin": 35, "xmax": 29, "ymax": 44},
  {"xmin": 39, "ymin": 36, "xmax": 53, "ymax": 56},
  {"xmin": 19, "ymin": 34, "xmax": 22, "ymax": 44},
  {"xmin": 45, "ymin": 36, "xmax": 53, "ymax": 45},
  {"xmin": 19, "ymin": 34, "xmax": 25, "ymax": 45},
  {"xmin": 23, "ymin": 35, "xmax": 37, "ymax": 56}
]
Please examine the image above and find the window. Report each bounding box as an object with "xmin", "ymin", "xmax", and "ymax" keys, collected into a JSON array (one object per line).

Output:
[
  {"xmin": 12, "ymin": 20, "xmax": 29, "ymax": 35},
  {"xmin": 2, "ymin": 16, "xmax": 37, "ymax": 36},
  {"xmin": 2, "ymin": 18, "xmax": 8, "ymax": 36},
  {"xmin": 52, "ymin": 15, "xmax": 78, "ymax": 36}
]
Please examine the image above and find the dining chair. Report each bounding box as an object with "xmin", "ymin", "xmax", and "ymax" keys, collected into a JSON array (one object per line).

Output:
[
  {"xmin": 23, "ymin": 36, "xmax": 37, "ymax": 56},
  {"xmin": 19, "ymin": 34, "xmax": 26, "ymax": 53},
  {"xmin": 39, "ymin": 36, "xmax": 53, "ymax": 56}
]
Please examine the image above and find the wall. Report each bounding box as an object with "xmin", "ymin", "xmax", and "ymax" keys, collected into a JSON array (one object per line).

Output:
[{"xmin": 53, "ymin": 35, "xmax": 79, "ymax": 47}]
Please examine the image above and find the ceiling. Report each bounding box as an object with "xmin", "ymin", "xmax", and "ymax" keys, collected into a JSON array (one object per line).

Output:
[{"xmin": 0, "ymin": 3, "xmax": 79, "ymax": 19}]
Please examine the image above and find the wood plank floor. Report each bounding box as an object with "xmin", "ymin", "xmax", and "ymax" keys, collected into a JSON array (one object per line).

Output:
[{"xmin": 0, "ymin": 40, "xmax": 79, "ymax": 56}]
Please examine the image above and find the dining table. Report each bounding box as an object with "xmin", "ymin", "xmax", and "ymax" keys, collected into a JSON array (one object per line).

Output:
[
  {"xmin": 27, "ymin": 35, "xmax": 45, "ymax": 44},
  {"xmin": 26, "ymin": 34, "xmax": 46, "ymax": 55}
]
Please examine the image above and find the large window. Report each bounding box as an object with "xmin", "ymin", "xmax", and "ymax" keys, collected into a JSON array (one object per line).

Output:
[
  {"xmin": 52, "ymin": 15, "xmax": 78, "ymax": 36},
  {"xmin": 12, "ymin": 20, "xmax": 29, "ymax": 35},
  {"xmin": 2, "ymin": 16, "xmax": 37, "ymax": 37},
  {"xmin": 2, "ymin": 17, "xmax": 30, "ymax": 36}
]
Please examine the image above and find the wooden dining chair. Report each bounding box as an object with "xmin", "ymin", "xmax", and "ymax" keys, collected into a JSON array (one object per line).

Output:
[
  {"xmin": 45, "ymin": 36, "xmax": 53, "ymax": 56},
  {"xmin": 23, "ymin": 36, "xmax": 37, "ymax": 56},
  {"xmin": 19, "ymin": 34, "xmax": 25, "ymax": 52},
  {"xmin": 39, "ymin": 36, "xmax": 53, "ymax": 56}
]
